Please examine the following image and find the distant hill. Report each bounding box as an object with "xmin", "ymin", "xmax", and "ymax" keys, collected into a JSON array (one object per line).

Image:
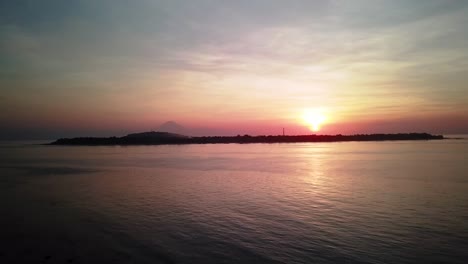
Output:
[{"xmin": 158, "ymin": 121, "xmax": 188, "ymax": 135}]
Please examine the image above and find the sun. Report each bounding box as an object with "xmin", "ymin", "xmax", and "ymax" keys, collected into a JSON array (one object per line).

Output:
[{"xmin": 302, "ymin": 109, "xmax": 326, "ymax": 132}]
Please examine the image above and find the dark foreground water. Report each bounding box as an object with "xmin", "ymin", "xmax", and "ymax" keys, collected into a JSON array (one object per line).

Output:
[{"xmin": 1, "ymin": 138, "xmax": 467, "ymax": 263}]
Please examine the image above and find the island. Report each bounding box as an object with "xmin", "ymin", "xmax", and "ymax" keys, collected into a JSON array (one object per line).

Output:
[{"xmin": 49, "ymin": 131, "xmax": 444, "ymax": 146}]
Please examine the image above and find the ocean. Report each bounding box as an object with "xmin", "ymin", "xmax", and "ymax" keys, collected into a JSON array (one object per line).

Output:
[{"xmin": 1, "ymin": 138, "xmax": 467, "ymax": 263}]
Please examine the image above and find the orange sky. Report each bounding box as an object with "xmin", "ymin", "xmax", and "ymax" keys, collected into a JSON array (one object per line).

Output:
[{"xmin": 1, "ymin": 1, "xmax": 468, "ymax": 139}]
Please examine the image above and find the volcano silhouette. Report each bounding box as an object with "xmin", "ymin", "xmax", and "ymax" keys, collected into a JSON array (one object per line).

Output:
[{"xmin": 158, "ymin": 121, "xmax": 188, "ymax": 135}]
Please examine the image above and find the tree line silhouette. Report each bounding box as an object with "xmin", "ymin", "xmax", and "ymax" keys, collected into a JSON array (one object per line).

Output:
[{"xmin": 50, "ymin": 131, "xmax": 444, "ymax": 146}]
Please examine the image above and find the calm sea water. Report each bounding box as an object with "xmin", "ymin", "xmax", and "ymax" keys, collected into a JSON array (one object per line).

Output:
[{"xmin": 1, "ymin": 138, "xmax": 467, "ymax": 263}]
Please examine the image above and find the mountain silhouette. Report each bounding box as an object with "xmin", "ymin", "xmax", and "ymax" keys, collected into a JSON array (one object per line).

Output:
[{"xmin": 158, "ymin": 121, "xmax": 188, "ymax": 135}]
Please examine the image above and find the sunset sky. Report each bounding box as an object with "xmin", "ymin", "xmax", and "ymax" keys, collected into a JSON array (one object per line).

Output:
[{"xmin": 1, "ymin": 0, "xmax": 468, "ymax": 139}]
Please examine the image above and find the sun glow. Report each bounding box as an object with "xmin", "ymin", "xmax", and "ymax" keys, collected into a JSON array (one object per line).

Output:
[{"xmin": 302, "ymin": 109, "xmax": 327, "ymax": 132}]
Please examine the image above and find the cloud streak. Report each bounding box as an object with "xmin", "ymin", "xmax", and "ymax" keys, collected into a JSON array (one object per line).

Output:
[{"xmin": 1, "ymin": 0, "xmax": 468, "ymax": 138}]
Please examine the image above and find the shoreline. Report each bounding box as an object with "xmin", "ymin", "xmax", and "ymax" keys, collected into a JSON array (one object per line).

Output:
[{"xmin": 49, "ymin": 132, "xmax": 444, "ymax": 146}]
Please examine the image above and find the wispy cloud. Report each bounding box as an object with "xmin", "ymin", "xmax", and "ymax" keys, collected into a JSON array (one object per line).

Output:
[{"xmin": 1, "ymin": 0, "xmax": 468, "ymax": 137}]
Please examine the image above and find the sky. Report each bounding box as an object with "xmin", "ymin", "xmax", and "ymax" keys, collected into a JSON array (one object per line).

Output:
[{"xmin": 1, "ymin": 0, "xmax": 468, "ymax": 139}]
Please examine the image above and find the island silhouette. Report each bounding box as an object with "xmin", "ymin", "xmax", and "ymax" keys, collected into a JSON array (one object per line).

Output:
[{"xmin": 49, "ymin": 131, "xmax": 444, "ymax": 145}]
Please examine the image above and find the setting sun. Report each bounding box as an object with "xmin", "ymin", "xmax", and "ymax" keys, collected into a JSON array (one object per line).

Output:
[{"xmin": 302, "ymin": 109, "xmax": 326, "ymax": 132}]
